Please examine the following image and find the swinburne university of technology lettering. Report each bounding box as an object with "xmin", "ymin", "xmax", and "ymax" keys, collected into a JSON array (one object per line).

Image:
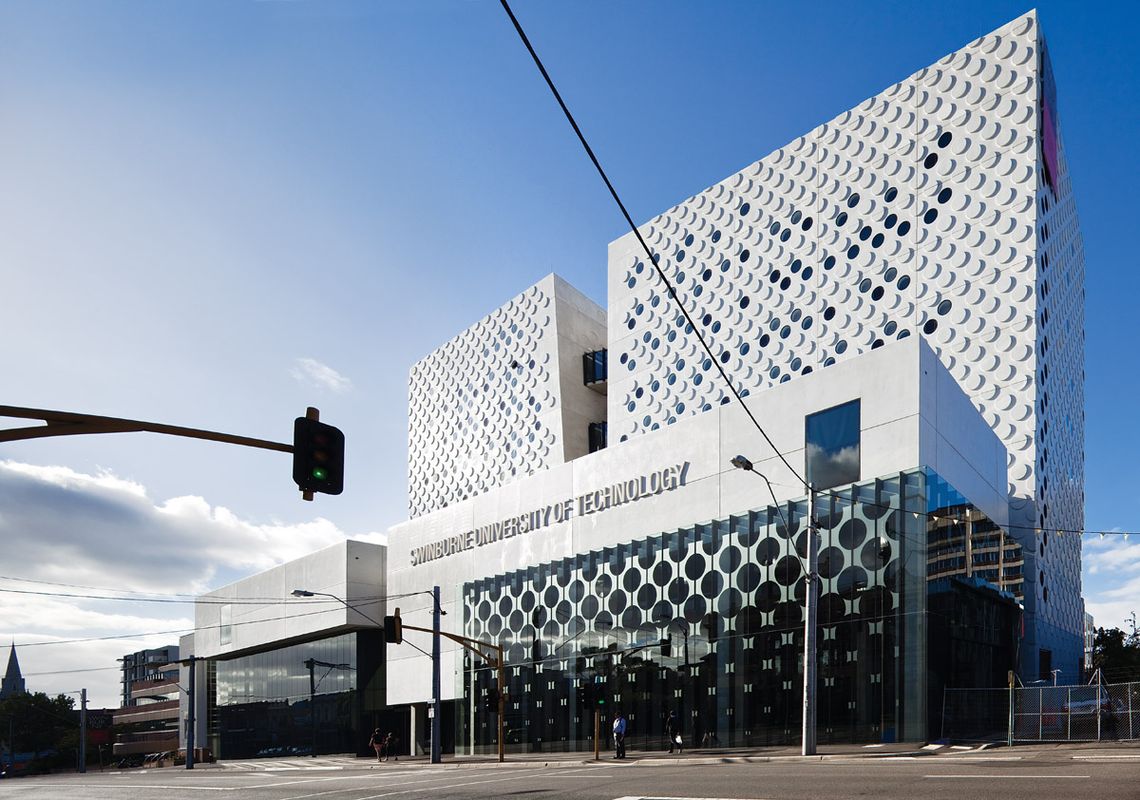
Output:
[{"xmin": 410, "ymin": 462, "xmax": 689, "ymax": 567}]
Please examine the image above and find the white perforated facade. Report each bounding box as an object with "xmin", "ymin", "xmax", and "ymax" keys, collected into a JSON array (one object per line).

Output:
[
  {"xmin": 606, "ymin": 11, "xmax": 1084, "ymax": 673},
  {"xmin": 407, "ymin": 274, "xmax": 606, "ymax": 518}
]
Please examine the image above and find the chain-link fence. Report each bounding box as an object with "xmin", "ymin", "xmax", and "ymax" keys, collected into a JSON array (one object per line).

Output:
[{"xmin": 943, "ymin": 679, "xmax": 1140, "ymax": 743}]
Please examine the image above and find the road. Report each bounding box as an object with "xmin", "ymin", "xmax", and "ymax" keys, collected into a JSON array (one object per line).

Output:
[{"xmin": 2, "ymin": 746, "xmax": 1137, "ymax": 800}]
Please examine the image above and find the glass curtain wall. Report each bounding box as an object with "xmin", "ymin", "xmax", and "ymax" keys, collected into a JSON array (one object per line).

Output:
[
  {"xmin": 208, "ymin": 631, "xmax": 383, "ymax": 759},
  {"xmin": 459, "ymin": 469, "xmax": 931, "ymax": 754}
]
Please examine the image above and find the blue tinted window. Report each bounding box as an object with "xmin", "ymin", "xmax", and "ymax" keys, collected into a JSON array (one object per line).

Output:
[{"xmin": 806, "ymin": 399, "xmax": 861, "ymax": 491}]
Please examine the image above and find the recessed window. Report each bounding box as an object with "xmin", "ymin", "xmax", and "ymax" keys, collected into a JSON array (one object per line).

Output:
[
  {"xmin": 806, "ymin": 399, "xmax": 861, "ymax": 491},
  {"xmin": 937, "ymin": 131, "xmax": 953, "ymax": 148},
  {"xmin": 802, "ymin": 217, "xmax": 814, "ymax": 231},
  {"xmin": 740, "ymin": 249, "xmax": 750, "ymax": 262},
  {"xmin": 802, "ymin": 266, "xmax": 813, "ymax": 280},
  {"xmin": 924, "ymin": 152, "xmax": 939, "ymax": 169},
  {"xmin": 780, "ymin": 277, "xmax": 791, "ymax": 290},
  {"xmin": 884, "ymin": 320, "xmax": 897, "ymax": 335},
  {"xmin": 897, "ymin": 220, "xmax": 912, "ymax": 236},
  {"xmin": 791, "ymin": 210, "xmax": 802, "ymax": 224},
  {"xmin": 684, "ymin": 233, "xmax": 694, "ymax": 247},
  {"xmin": 859, "ymin": 226, "xmax": 872, "ymax": 241},
  {"xmin": 711, "ymin": 230, "xmax": 721, "ymax": 243},
  {"xmin": 739, "ymin": 202, "xmax": 751, "ymax": 216},
  {"xmin": 740, "ymin": 295, "xmax": 751, "ymax": 309},
  {"xmin": 923, "ymin": 319, "xmax": 938, "ymax": 335},
  {"xmin": 884, "ymin": 187, "xmax": 898, "ymax": 203},
  {"xmin": 847, "ymin": 244, "xmax": 860, "ymax": 259},
  {"xmin": 824, "ymin": 255, "xmax": 836, "ymax": 270},
  {"xmin": 937, "ymin": 187, "xmax": 953, "ymax": 204},
  {"xmin": 937, "ymin": 299, "xmax": 953, "ymax": 316},
  {"xmin": 884, "ymin": 267, "xmax": 898, "ymax": 282},
  {"xmin": 770, "ymin": 270, "xmax": 782, "ymax": 284},
  {"xmin": 923, "ymin": 208, "xmax": 939, "ymax": 224},
  {"xmin": 884, "ymin": 213, "xmax": 897, "ymax": 229},
  {"xmin": 871, "ymin": 286, "xmax": 884, "ymax": 301},
  {"xmin": 872, "ymin": 233, "xmax": 884, "ymax": 248},
  {"xmin": 677, "ymin": 249, "xmax": 686, "ymax": 262},
  {"xmin": 759, "ymin": 333, "xmax": 770, "ymax": 347},
  {"xmin": 836, "ymin": 339, "xmax": 848, "ymax": 354},
  {"xmin": 898, "ymin": 274, "xmax": 911, "ymax": 290},
  {"xmin": 836, "ymin": 211, "xmax": 848, "ymax": 226},
  {"xmin": 823, "ymin": 306, "xmax": 836, "ymax": 321},
  {"xmin": 859, "ymin": 278, "xmax": 872, "ymax": 293},
  {"xmin": 847, "ymin": 193, "xmax": 861, "ymax": 208},
  {"xmin": 702, "ymin": 268, "xmax": 713, "ymax": 281},
  {"xmin": 791, "ymin": 259, "xmax": 802, "ymax": 273}
]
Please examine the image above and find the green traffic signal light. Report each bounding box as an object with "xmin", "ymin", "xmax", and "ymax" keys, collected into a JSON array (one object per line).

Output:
[{"xmin": 293, "ymin": 415, "xmax": 345, "ymax": 496}]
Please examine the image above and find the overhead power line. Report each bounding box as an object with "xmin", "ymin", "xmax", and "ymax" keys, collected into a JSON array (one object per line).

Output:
[{"xmin": 498, "ymin": 0, "xmax": 805, "ymax": 489}]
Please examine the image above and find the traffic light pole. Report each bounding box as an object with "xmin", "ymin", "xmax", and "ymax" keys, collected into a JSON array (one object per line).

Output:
[
  {"xmin": 400, "ymin": 613, "xmax": 506, "ymax": 763},
  {"xmin": 0, "ymin": 405, "xmax": 292, "ymax": 452}
]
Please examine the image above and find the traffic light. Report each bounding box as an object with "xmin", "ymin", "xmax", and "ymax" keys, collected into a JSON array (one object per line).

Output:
[
  {"xmin": 383, "ymin": 608, "xmax": 402, "ymax": 645},
  {"xmin": 293, "ymin": 415, "xmax": 345, "ymax": 496}
]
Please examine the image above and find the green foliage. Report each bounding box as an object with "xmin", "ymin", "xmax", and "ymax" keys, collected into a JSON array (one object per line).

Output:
[
  {"xmin": 1092, "ymin": 625, "xmax": 1140, "ymax": 681},
  {"xmin": 0, "ymin": 692, "xmax": 77, "ymax": 767}
]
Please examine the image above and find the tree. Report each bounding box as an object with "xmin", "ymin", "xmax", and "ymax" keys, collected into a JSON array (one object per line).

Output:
[
  {"xmin": 1092, "ymin": 625, "xmax": 1140, "ymax": 682},
  {"xmin": 0, "ymin": 692, "xmax": 77, "ymax": 767}
]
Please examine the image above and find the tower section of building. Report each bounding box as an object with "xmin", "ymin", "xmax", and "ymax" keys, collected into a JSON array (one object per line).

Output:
[
  {"xmin": 606, "ymin": 11, "xmax": 1083, "ymax": 674},
  {"xmin": 407, "ymin": 273, "xmax": 606, "ymax": 518}
]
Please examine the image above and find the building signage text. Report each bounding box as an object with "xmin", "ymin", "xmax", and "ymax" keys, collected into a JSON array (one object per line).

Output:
[{"xmin": 409, "ymin": 462, "xmax": 689, "ymax": 566}]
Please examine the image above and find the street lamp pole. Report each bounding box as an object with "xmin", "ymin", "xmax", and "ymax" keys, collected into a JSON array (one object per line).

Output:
[
  {"xmin": 731, "ymin": 455, "xmax": 818, "ymax": 756},
  {"xmin": 431, "ymin": 585, "xmax": 442, "ymax": 765}
]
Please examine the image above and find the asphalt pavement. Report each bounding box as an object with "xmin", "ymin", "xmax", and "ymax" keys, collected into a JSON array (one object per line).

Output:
[{"xmin": 1, "ymin": 742, "xmax": 1137, "ymax": 800}]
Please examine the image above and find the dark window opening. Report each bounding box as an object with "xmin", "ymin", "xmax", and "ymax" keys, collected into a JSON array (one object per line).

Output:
[
  {"xmin": 583, "ymin": 350, "xmax": 608, "ymax": 385},
  {"xmin": 588, "ymin": 421, "xmax": 607, "ymax": 453}
]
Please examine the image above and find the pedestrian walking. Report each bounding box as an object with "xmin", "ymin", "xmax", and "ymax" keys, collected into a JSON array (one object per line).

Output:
[
  {"xmin": 665, "ymin": 710, "xmax": 681, "ymax": 753},
  {"xmin": 612, "ymin": 712, "xmax": 627, "ymax": 759},
  {"xmin": 368, "ymin": 728, "xmax": 383, "ymax": 762},
  {"xmin": 384, "ymin": 732, "xmax": 399, "ymax": 761}
]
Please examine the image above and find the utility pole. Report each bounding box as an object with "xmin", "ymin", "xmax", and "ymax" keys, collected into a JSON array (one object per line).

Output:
[
  {"xmin": 186, "ymin": 656, "xmax": 196, "ymax": 770},
  {"xmin": 802, "ymin": 484, "xmax": 818, "ymax": 757},
  {"xmin": 79, "ymin": 689, "xmax": 87, "ymax": 774},
  {"xmin": 304, "ymin": 658, "xmax": 317, "ymax": 757},
  {"xmin": 431, "ymin": 585, "xmax": 442, "ymax": 765}
]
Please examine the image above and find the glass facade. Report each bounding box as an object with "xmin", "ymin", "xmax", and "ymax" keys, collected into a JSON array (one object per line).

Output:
[
  {"xmin": 207, "ymin": 632, "xmax": 384, "ymax": 759},
  {"xmin": 805, "ymin": 400, "xmax": 861, "ymax": 491},
  {"xmin": 458, "ymin": 469, "xmax": 941, "ymax": 754}
]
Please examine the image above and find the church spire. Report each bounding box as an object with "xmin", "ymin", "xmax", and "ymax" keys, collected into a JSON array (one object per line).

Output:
[{"xmin": 1, "ymin": 642, "xmax": 27, "ymax": 699}]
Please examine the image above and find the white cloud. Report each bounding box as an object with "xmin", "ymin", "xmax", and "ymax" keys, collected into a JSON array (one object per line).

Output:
[
  {"xmin": 291, "ymin": 357, "xmax": 353, "ymax": 393},
  {"xmin": 0, "ymin": 459, "xmax": 382, "ymax": 706}
]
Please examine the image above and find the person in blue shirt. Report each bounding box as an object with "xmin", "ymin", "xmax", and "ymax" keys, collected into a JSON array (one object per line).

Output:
[{"xmin": 612, "ymin": 712, "xmax": 627, "ymax": 759}]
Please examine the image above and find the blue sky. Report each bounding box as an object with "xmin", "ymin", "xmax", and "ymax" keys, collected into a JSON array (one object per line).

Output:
[{"xmin": 0, "ymin": 1, "xmax": 1136, "ymax": 705}]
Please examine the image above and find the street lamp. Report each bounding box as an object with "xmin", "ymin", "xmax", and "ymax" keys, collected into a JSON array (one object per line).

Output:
[{"xmin": 731, "ymin": 453, "xmax": 818, "ymax": 756}]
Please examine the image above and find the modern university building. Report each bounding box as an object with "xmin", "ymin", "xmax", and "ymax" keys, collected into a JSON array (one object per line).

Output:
[
  {"xmin": 183, "ymin": 10, "xmax": 1084, "ymax": 758},
  {"xmin": 387, "ymin": 9, "xmax": 1083, "ymax": 753}
]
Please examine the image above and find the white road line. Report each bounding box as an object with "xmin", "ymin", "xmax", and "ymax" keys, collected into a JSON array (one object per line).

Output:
[
  {"xmin": 924, "ymin": 775, "xmax": 1090, "ymax": 779},
  {"xmin": 941, "ymin": 756, "xmax": 1023, "ymax": 761},
  {"xmin": 15, "ymin": 783, "xmax": 232, "ymax": 791},
  {"xmin": 348, "ymin": 769, "xmax": 603, "ymax": 799},
  {"xmin": 1073, "ymin": 754, "xmax": 1140, "ymax": 759}
]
